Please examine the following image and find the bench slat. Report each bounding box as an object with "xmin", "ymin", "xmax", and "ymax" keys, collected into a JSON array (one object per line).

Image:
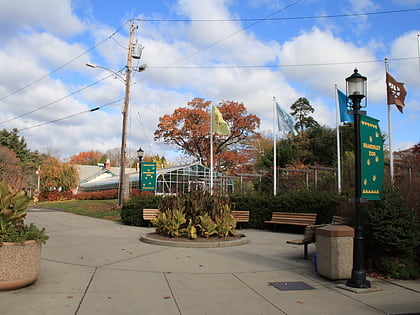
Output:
[
  {"xmin": 264, "ymin": 212, "xmax": 317, "ymax": 226},
  {"xmin": 143, "ymin": 208, "xmax": 159, "ymax": 221},
  {"xmin": 232, "ymin": 211, "xmax": 250, "ymax": 223}
]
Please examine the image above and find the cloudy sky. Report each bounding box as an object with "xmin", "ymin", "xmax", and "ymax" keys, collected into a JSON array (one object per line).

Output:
[{"xmin": 0, "ymin": 0, "xmax": 419, "ymax": 162}]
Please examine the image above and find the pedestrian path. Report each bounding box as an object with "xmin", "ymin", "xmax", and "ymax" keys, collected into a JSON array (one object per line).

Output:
[{"xmin": 0, "ymin": 208, "xmax": 418, "ymax": 315}]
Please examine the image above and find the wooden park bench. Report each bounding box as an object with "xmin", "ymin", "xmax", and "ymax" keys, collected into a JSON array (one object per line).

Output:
[
  {"xmin": 286, "ymin": 224, "xmax": 325, "ymax": 259},
  {"xmin": 231, "ymin": 210, "xmax": 250, "ymax": 229},
  {"xmin": 264, "ymin": 212, "xmax": 317, "ymax": 227},
  {"xmin": 143, "ymin": 208, "xmax": 159, "ymax": 227},
  {"xmin": 285, "ymin": 216, "xmax": 350, "ymax": 259}
]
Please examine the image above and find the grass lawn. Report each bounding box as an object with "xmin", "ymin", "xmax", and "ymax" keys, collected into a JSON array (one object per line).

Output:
[{"xmin": 32, "ymin": 199, "xmax": 121, "ymax": 221}]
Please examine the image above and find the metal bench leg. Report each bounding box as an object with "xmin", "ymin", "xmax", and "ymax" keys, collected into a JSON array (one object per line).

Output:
[{"xmin": 304, "ymin": 244, "xmax": 308, "ymax": 260}]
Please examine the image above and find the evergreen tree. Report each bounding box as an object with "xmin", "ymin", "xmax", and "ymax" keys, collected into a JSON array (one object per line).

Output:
[{"xmin": 290, "ymin": 97, "xmax": 319, "ymax": 132}]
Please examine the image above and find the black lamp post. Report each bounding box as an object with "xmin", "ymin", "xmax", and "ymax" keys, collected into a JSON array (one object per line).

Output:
[
  {"xmin": 137, "ymin": 147, "xmax": 144, "ymax": 191},
  {"xmin": 345, "ymin": 69, "xmax": 370, "ymax": 289}
]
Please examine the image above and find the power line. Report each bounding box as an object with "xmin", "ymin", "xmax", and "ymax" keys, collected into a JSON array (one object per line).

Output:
[
  {"xmin": 144, "ymin": 57, "xmax": 418, "ymax": 70},
  {"xmin": 131, "ymin": 0, "xmax": 304, "ymax": 86},
  {"xmin": 0, "ymin": 21, "xmax": 129, "ymax": 102},
  {"xmin": 136, "ymin": 8, "xmax": 420, "ymax": 22},
  {"xmin": 0, "ymin": 71, "xmax": 122, "ymax": 125},
  {"xmin": 19, "ymin": 99, "xmax": 122, "ymax": 132}
]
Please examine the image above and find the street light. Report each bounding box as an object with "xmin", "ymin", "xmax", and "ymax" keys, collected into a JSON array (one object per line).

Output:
[
  {"xmin": 345, "ymin": 68, "xmax": 370, "ymax": 289},
  {"xmin": 137, "ymin": 147, "xmax": 144, "ymax": 191}
]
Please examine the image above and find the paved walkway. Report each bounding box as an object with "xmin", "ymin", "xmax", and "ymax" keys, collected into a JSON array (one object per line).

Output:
[{"xmin": 1, "ymin": 208, "xmax": 419, "ymax": 315}]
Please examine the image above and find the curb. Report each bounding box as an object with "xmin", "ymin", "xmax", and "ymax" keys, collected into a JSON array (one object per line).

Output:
[{"xmin": 140, "ymin": 234, "xmax": 249, "ymax": 248}]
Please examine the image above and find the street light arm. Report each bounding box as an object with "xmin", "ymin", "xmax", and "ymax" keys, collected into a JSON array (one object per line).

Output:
[{"xmin": 86, "ymin": 63, "xmax": 126, "ymax": 84}]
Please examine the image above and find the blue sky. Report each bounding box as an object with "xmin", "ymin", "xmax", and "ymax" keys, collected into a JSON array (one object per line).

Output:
[{"xmin": 0, "ymin": 0, "xmax": 419, "ymax": 163}]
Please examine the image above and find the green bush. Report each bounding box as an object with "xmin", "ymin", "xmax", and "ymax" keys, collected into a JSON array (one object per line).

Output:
[
  {"xmin": 230, "ymin": 190, "xmax": 343, "ymax": 229},
  {"xmin": 374, "ymin": 256, "xmax": 420, "ymax": 280},
  {"xmin": 120, "ymin": 195, "xmax": 163, "ymax": 226},
  {"xmin": 364, "ymin": 185, "xmax": 420, "ymax": 279}
]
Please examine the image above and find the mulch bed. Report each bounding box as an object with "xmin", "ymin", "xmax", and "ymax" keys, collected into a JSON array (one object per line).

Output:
[{"xmin": 145, "ymin": 232, "xmax": 245, "ymax": 243}]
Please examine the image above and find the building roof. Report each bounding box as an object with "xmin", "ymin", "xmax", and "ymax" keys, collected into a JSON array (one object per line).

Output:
[{"xmin": 76, "ymin": 164, "xmax": 137, "ymax": 185}]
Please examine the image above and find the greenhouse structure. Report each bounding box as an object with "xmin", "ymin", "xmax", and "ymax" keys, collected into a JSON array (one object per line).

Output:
[{"xmin": 78, "ymin": 162, "xmax": 233, "ymax": 195}]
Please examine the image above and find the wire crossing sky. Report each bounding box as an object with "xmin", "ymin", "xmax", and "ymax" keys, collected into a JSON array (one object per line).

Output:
[{"xmin": 0, "ymin": 0, "xmax": 419, "ymax": 159}]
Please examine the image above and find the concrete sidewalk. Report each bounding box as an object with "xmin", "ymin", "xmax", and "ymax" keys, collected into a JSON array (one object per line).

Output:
[{"xmin": 0, "ymin": 208, "xmax": 419, "ymax": 315}]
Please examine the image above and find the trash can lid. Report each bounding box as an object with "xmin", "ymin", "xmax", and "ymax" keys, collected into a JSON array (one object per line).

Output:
[{"xmin": 315, "ymin": 224, "xmax": 354, "ymax": 237}]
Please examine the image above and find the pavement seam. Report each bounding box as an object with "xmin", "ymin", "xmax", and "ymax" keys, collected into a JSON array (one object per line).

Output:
[
  {"xmin": 74, "ymin": 267, "xmax": 98, "ymax": 315},
  {"xmin": 163, "ymin": 272, "xmax": 182, "ymax": 315},
  {"xmin": 232, "ymin": 273, "xmax": 288, "ymax": 314},
  {"xmin": 40, "ymin": 248, "xmax": 170, "ymax": 269},
  {"xmin": 99, "ymin": 248, "xmax": 172, "ymax": 268},
  {"xmin": 382, "ymin": 279, "xmax": 420, "ymax": 293},
  {"xmin": 296, "ymin": 271, "xmax": 388, "ymax": 314}
]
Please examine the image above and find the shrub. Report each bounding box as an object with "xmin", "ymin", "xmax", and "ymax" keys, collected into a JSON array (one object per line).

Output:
[
  {"xmin": 76, "ymin": 190, "xmax": 118, "ymax": 200},
  {"xmin": 374, "ymin": 256, "xmax": 420, "ymax": 280},
  {"xmin": 153, "ymin": 209, "xmax": 186, "ymax": 237},
  {"xmin": 154, "ymin": 192, "xmax": 236, "ymax": 238},
  {"xmin": 364, "ymin": 185, "xmax": 420, "ymax": 279},
  {"xmin": 230, "ymin": 190, "xmax": 343, "ymax": 229},
  {"xmin": 120, "ymin": 195, "xmax": 163, "ymax": 226},
  {"xmin": 39, "ymin": 190, "xmax": 73, "ymax": 202}
]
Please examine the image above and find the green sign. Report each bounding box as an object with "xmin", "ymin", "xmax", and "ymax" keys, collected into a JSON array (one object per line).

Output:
[
  {"xmin": 360, "ymin": 115, "xmax": 384, "ymax": 200},
  {"xmin": 141, "ymin": 162, "xmax": 156, "ymax": 191}
]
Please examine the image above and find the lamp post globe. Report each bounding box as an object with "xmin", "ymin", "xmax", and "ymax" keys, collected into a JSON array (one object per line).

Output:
[
  {"xmin": 346, "ymin": 68, "xmax": 367, "ymax": 102},
  {"xmin": 137, "ymin": 147, "xmax": 144, "ymax": 162}
]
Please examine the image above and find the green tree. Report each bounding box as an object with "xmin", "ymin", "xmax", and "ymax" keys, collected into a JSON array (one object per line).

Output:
[
  {"xmin": 0, "ymin": 128, "xmax": 38, "ymax": 164},
  {"xmin": 290, "ymin": 97, "xmax": 319, "ymax": 132},
  {"xmin": 39, "ymin": 157, "xmax": 78, "ymax": 192},
  {"xmin": 0, "ymin": 128, "xmax": 44, "ymax": 191}
]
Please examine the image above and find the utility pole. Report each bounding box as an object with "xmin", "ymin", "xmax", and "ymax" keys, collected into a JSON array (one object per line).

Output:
[{"xmin": 118, "ymin": 22, "xmax": 136, "ymax": 207}]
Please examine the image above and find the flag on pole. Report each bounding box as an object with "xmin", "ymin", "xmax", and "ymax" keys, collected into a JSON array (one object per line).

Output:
[
  {"xmin": 386, "ymin": 72, "xmax": 407, "ymax": 113},
  {"xmin": 211, "ymin": 105, "xmax": 231, "ymax": 135},
  {"xmin": 337, "ymin": 89, "xmax": 354, "ymax": 123},
  {"xmin": 275, "ymin": 102, "xmax": 295, "ymax": 133}
]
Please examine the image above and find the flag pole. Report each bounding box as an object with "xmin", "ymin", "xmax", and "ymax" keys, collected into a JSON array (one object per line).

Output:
[
  {"xmin": 210, "ymin": 105, "xmax": 214, "ymax": 194},
  {"xmin": 273, "ymin": 96, "xmax": 277, "ymax": 196},
  {"xmin": 335, "ymin": 85, "xmax": 342, "ymax": 194},
  {"xmin": 384, "ymin": 58, "xmax": 394, "ymax": 183},
  {"xmin": 417, "ymin": 34, "xmax": 420, "ymax": 76}
]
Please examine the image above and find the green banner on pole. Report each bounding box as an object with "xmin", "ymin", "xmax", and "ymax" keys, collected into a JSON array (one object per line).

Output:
[
  {"xmin": 360, "ymin": 115, "xmax": 384, "ymax": 200},
  {"xmin": 141, "ymin": 162, "xmax": 156, "ymax": 191}
]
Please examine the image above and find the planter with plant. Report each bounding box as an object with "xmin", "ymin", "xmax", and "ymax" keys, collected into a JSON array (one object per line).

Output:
[
  {"xmin": 151, "ymin": 191, "xmax": 239, "ymax": 240},
  {"xmin": 0, "ymin": 180, "xmax": 48, "ymax": 290}
]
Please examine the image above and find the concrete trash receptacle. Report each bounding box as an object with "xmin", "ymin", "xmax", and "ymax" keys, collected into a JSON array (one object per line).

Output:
[{"xmin": 315, "ymin": 225, "xmax": 354, "ymax": 280}]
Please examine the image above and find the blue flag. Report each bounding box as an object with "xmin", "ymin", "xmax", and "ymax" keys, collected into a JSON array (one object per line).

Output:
[
  {"xmin": 337, "ymin": 89, "xmax": 354, "ymax": 123},
  {"xmin": 276, "ymin": 102, "xmax": 295, "ymax": 133}
]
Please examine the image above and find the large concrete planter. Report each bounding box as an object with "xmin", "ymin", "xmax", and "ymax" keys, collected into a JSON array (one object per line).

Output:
[{"xmin": 0, "ymin": 240, "xmax": 42, "ymax": 290}]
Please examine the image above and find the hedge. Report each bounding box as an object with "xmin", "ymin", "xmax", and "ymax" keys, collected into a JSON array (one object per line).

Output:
[
  {"xmin": 120, "ymin": 195, "xmax": 163, "ymax": 226},
  {"xmin": 120, "ymin": 191, "xmax": 343, "ymax": 229}
]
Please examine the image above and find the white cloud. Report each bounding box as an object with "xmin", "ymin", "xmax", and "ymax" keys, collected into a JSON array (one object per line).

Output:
[
  {"xmin": 389, "ymin": 30, "xmax": 420, "ymax": 89},
  {"xmin": 278, "ymin": 27, "xmax": 380, "ymax": 94},
  {"xmin": 0, "ymin": 0, "xmax": 85, "ymax": 37}
]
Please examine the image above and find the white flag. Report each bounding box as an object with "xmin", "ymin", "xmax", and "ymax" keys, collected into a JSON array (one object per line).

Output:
[{"xmin": 276, "ymin": 102, "xmax": 295, "ymax": 133}]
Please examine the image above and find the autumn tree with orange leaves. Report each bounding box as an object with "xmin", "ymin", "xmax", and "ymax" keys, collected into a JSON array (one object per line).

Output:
[
  {"xmin": 39, "ymin": 157, "xmax": 78, "ymax": 192},
  {"xmin": 70, "ymin": 150, "xmax": 105, "ymax": 165},
  {"xmin": 154, "ymin": 98, "xmax": 260, "ymax": 172}
]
